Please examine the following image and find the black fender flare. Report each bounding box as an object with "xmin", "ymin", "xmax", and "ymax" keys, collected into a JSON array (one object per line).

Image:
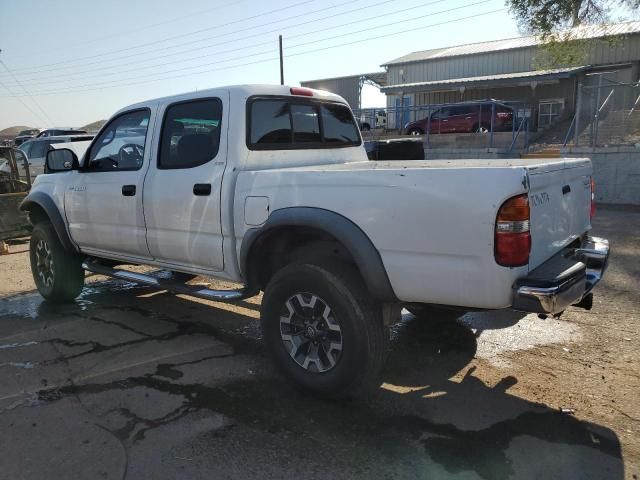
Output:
[
  {"xmin": 20, "ymin": 192, "xmax": 77, "ymax": 253},
  {"xmin": 240, "ymin": 207, "xmax": 396, "ymax": 302}
]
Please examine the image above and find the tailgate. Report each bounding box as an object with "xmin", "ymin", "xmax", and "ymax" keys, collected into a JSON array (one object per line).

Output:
[{"xmin": 527, "ymin": 158, "xmax": 592, "ymax": 269}]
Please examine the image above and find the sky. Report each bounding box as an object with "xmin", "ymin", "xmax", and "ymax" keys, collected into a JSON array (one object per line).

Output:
[{"xmin": 0, "ymin": 0, "xmax": 629, "ymax": 130}]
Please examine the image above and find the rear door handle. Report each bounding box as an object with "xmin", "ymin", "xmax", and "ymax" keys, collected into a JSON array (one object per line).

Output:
[
  {"xmin": 193, "ymin": 183, "xmax": 211, "ymax": 196},
  {"xmin": 122, "ymin": 185, "xmax": 136, "ymax": 196},
  {"xmin": 562, "ymin": 185, "xmax": 571, "ymax": 195}
]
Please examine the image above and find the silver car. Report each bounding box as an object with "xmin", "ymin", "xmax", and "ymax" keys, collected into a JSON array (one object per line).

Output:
[{"xmin": 6, "ymin": 135, "xmax": 94, "ymax": 178}]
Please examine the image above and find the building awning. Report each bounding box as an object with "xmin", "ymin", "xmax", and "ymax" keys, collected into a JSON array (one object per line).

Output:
[{"xmin": 381, "ymin": 66, "xmax": 588, "ymax": 94}]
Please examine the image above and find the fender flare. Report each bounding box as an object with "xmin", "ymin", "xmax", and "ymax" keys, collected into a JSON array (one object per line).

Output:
[
  {"xmin": 20, "ymin": 192, "xmax": 77, "ymax": 253},
  {"xmin": 240, "ymin": 207, "xmax": 396, "ymax": 302}
]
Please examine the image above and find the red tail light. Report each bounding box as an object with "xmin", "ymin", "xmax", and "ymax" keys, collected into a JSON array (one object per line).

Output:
[
  {"xmin": 495, "ymin": 194, "xmax": 531, "ymax": 267},
  {"xmin": 290, "ymin": 87, "xmax": 313, "ymax": 97},
  {"xmin": 590, "ymin": 177, "xmax": 596, "ymax": 220}
]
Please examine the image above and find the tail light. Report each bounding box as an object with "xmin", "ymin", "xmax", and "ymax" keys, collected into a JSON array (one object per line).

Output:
[
  {"xmin": 590, "ymin": 177, "xmax": 596, "ymax": 220},
  {"xmin": 496, "ymin": 111, "xmax": 511, "ymax": 119},
  {"xmin": 290, "ymin": 87, "xmax": 313, "ymax": 97},
  {"xmin": 495, "ymin": 194, "xmax": 531, "ymax": 267}
]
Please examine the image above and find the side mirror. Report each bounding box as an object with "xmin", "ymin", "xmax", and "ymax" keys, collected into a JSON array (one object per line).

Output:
[{"xmin": 46, "ymin": 148, "xmax": 78, "ymax": 173}]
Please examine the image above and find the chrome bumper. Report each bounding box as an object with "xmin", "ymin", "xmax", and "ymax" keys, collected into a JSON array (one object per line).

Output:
[{"xmin": 512, "ymin": 236, "xmax": 610, "ymax": 315}]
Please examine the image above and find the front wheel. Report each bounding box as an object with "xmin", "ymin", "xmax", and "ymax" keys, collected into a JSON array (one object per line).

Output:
[
  {"xmin": 30, "ymin": 222, "xmax": 84, "ymax": 302},
  {"xmin": 407, "ymin": 128, "xmax": 424, "ymax": 136},
  {"xmin": 261, "ymin": 261, "xmax": 388, "ymax": 398}
]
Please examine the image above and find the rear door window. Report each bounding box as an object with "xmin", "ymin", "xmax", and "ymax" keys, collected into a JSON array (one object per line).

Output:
[
  {"xmin": 450, "ymin": 106, "xmax": 473, "ymax": 116},
  {"xmin": 159, "ymin": 98, "xmax": 223, "ymax": 169}
]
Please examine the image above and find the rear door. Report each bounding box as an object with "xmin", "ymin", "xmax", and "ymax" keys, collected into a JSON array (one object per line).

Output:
[
  {"xmin": 449, "ymin": 105, "xmax": 474, "ymax": 132},
  {"xmin": 143, "ymin": 95, "xmax": 228, "ymax": 272},
  {"xmin": 527, "ymin": 159, "xmax": 592, "ymax": 269}
]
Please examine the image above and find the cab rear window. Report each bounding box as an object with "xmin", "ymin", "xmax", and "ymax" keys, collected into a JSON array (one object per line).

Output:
[{"xmin": 247, "ymin": 97, "xmax": 360, "ymax": 150}]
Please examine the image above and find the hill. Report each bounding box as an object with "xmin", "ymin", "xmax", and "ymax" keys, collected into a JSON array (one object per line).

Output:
[
  {"xmin": 0, "ymin": 126, "xmax": 35, "ymax": 140},
  {"xmin": 81, "ymin": 120, "xmax": 106, "ymax": 132}
]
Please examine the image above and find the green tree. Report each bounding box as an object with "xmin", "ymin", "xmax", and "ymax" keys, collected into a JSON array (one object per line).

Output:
[
  {"xmin": 507, "ymin": 0, "xmax": 638, "ymax": 33},
  {"xmin": 507, "ymin": 0, "xmax": 639, "ymax": 67}
]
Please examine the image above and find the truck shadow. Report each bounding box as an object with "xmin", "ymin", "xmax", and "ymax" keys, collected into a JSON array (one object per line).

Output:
[{"xmin": 1, "ymin": 280, "xmax": 625, "ymax": 480}]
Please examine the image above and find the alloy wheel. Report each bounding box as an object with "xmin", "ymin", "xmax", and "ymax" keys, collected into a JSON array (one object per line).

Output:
[
  {"xmin": 279, "ymin": 293, "xmax": 343, "ymax": 373},
  {"xmin": 35, "ymin": 239, "xmax": 54, "ymax": 288}
]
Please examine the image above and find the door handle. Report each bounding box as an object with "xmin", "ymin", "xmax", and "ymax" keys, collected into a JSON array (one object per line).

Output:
[
  {"xmin": 193, "ymin": 183, "xmax": 211, "ymax": 196},
  {"xmin": 122, "ymin": 185, "xmax": 136, "ymax": 196}
]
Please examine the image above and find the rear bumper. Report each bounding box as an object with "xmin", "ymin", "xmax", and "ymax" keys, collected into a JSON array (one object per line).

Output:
[{"xmin": 512, "ymin": 236, "xmax": 610, "ymax": 315}]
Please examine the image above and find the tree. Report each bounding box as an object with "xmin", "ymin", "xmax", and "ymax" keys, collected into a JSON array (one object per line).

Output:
[
  {"xmin": 507, "ymin": 0, "xmax": 639, "ymax": 34},
  {"xmin": 507, "ymin": 0, "xmax": 639, "ymax": 67}
]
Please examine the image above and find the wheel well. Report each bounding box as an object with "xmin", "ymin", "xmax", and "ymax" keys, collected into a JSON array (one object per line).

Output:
[
  {"xmin": 246, "ymin": 226, "xmax": 355, "ymax": 292},
  {"xmin": 25, "ymin": 203, "xmax": 48, "ymax": 226}
]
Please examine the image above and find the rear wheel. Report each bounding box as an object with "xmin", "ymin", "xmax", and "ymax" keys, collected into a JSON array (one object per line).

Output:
[
  {"xmin": 261, "ymin": 261, "xmax": 387, "ymax": 398},
  {"xmin": 30, "ymin": 222, "xmax": 84, "ymax": 302}
]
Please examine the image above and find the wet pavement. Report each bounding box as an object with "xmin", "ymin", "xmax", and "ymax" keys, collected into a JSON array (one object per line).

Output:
[{"xmin": 1, "ymin": 207, "xmax": 638, "ymax": 480}]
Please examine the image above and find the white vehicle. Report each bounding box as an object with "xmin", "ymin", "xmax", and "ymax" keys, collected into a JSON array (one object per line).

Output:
[
  {"xmin": 20, "ymin": 85, "xmax": 609, "ymax": 398},
  {"xmin": 9, "ymin": 135, "xmax": 94, "ymax": 178},
  {"xmin": 360, "ymin": 110, "xmax": 387, "ymax": 131}
]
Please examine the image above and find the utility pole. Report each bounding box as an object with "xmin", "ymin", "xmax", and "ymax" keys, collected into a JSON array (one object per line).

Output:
[{"xmin": 279, "ymin": 35, "xmax": 284, "ymax": 86}]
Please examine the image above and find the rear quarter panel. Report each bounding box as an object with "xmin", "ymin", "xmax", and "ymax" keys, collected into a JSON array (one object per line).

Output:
[{"xmin": 235, "ymin": 164, "xmax": 530, "ymax": 309}]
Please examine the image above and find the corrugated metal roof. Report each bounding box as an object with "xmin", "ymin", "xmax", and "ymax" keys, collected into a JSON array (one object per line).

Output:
[
  {"xmin": 381, "ymin": 66, "xmax": 587, "ymax": 92},
  {"xmin": 382, "ymin": 21, "xmax": 640, "ymax": 66},
  {"xmin": 301, "ymin": 72, "xmax": 387, "ymax": 86}
]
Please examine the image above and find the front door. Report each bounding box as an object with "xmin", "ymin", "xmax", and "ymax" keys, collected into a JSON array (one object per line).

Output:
[
  {"xmin": 64, "ymin": 109, "xmax": 153, "ymax": 260},
  {"xmin": 143, "ymin": 96, "xmax": 227, "ymax": 272}
]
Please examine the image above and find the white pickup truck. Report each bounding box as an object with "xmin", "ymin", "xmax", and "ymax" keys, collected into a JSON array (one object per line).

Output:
[{"xmin": 21, "ymin": 85, "xmax": 609, "ymax": 397}]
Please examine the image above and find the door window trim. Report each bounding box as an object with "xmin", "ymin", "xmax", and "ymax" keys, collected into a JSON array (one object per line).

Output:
[
  {"xmin": 157, "ymin": 97, "xmax": 223, "ymax": 170},
  {"xmin": 82, "ymin": 107, "xmax": 151, "ymax": 173}
]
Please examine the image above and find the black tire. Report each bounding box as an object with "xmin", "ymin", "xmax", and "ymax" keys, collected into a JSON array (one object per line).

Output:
[
  {"xmin": 360, "ymin": 123, "xmax": 371, "ymax": 132},
  {"xmin": 407, "ymin": 128, "xmax": 424, "ymax": 136},
  {"xmin": 261, "ymin": 261, "xmax": 388, "ymax": 398},
  {"xmin": 30, "ymin": 222, "xmax": 84, "ymax": 303},
  {"xmin": 406, "ymin": 304, "xmax": 466, "ymax": 323}
]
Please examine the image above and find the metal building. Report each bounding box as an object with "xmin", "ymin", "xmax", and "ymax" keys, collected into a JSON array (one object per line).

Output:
[
  {"xmin": 381, "ymin": 21, "xmax": 640, "ymax": 129},
  {"xmin": 300, "ymin": 72, "xmax": 387, "ymax": 110}
]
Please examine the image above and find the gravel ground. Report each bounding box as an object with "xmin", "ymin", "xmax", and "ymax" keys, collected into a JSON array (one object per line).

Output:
[{"xmin": 0, "ymin": 206, "xmax": 638, "ymax": 480}]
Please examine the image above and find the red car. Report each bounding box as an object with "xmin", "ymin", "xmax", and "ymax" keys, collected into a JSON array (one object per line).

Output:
[{"xmin": 404, "ymin": 102, "xmax": 513, "ymax": 135}]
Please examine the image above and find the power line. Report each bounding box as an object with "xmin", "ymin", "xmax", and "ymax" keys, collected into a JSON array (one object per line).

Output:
[
  {"xmin": 0, "ymin": 7, "xmax": 505, "ymax": 99},
  {"xmin": 0, "ymin": 58, "xmax": 53, "ymax": 126},
  {"xmin": 8, "ymin": 0, "xmax": 449, "ymax": 88},
  {"xmin": 0, "ymin": 0, "xmax": 374, "ymax": 81},
  {"xmin": 3, "ymin": 0, "xmax": 318, "ymax": 75},
  {"xmin": 3, "ymin": 1, "xmax": 493, "ymax": 94},
  {"xmin": 63, "ymin": 0, "xmax": 249, "ymax": 51},
  {"xmin": 0, "ymin": 77, "xmax": 50, "ymax": 126}
]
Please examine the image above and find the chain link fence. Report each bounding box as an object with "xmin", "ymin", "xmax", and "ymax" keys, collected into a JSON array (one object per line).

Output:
[
  {"xmin": 569, "ymin": 78, "xmax": 640, "ymax": 147},
  {"xmin": 353, "ymin": 100, "xmax": 532, "ymax": 151}
]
